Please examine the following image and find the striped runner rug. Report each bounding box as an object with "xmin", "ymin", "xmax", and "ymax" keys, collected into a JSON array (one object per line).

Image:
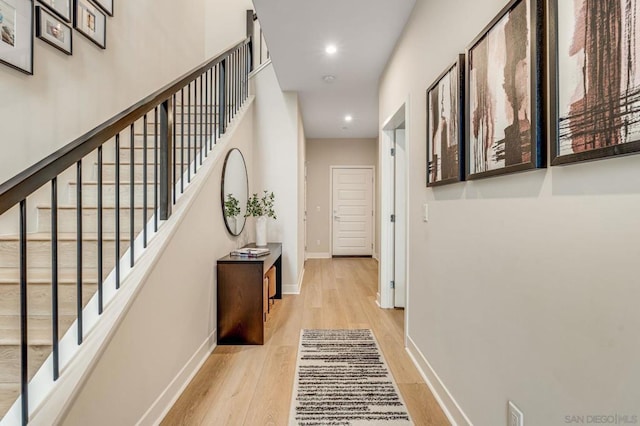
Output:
[{"xmin": 289, "ymin": 329, "xmax": 413, "ymax": 425}]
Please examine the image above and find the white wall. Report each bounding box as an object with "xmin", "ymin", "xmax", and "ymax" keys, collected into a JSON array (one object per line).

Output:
[
  {"xmin": 306, "ymin": 138, "xmax": 378, "ymax": 256},
  {"xmin": 0, "ymin": 1, "xmax": 191, "ymax": 183},
  {"xmin": 380, "ymin": 1, "xmax": 640, "ymax": 425},
  {"xmin": 298, "ymin": 110, "xmax": 307, "ymax": 280},
  {"xmin": 58, "ymin": 103, "xmax": 255, "ymax": 426},
  {"xmin": 252, "ymin": 63, "xmax": 304, "ymax": 293},
  {"xmin": 205, "ymin": 0, "xmax": 254, "ymax": 58}
]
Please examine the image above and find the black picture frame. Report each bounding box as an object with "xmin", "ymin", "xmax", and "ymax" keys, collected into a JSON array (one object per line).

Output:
[
  {"xmin": 36, "ymin": 5, "xmax": 72, "ymax": 55},
  {"xmin": 549, "ymin": 0, "xmax": 640, "ymax": 166},
  {"xmin": 73, "ymin": 0, "xmax": 105, "ymax": 49},
  {"xmin": 91, "ymin": 0, "xmax": 110, "ymax": 16},
  {"xmin": 37, "ymin": 0, "xmax": 71, "ymax": 23},
  {"xmin": 426, "ymin": 54, "xmax": 465, "ymax": 187},
  {"xmin": 0, "ymin": 0, "xmax": 34, "ymax": 75},
  {"xmin": 465, "ymin": 0, "xmax": 545, "ymax": 180}
]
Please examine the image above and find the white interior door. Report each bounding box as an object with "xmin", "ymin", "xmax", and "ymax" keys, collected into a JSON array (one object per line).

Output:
[
  {"xmin": 394, "ymin": 129, "xmax": 407, "ymax": 308},
  {"xmin": 331, "ymin": 167, "xmax": 374, "ymax": 256}
]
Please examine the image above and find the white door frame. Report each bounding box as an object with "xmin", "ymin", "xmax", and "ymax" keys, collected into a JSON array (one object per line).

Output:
[
  {"xmin": 329, "ymin": 165, "xmax": 376, "ymax": 257},
  {"xmin": 380, "ymin": 98, "xmax": 410, "ymax": 314}
]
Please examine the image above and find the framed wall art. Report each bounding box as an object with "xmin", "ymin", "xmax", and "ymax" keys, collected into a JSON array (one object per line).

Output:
[
  {"xmin": 549, "ymin": 0, "xmax": 640, "ymax": 165},
  {"xmin": 36, "ymin": 5, "xmax": 72, "ymax": 55},
  {"xmin": 465, "ymin": 0, "xmax": 545, "ymax": 180},
  {"xmin": 74, "ymin": 0, "xmax": 105, "ymax": 49},
  {"xmin": 38, "ymin": 0, "xmax": 71, "ymax": 22},
  {"xmin": 426, "ymin": 54, "xmax": 465, "ymax": 186},
  {"xmin": 0, "ymin": 0, "xmax": 33, "ymax": 74},
  {"xmin": 92, "ymin": 0, "xmax": 111, "ymax": 16}
]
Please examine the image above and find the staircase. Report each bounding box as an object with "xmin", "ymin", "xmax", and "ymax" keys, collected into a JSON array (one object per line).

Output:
[
  {"xmin": 0, "ymin": 33, "xmax": 251, "ymax": 423},
  {"xmin": 0, "ymin": 109, "xmax": 206, "ymax": 419}
]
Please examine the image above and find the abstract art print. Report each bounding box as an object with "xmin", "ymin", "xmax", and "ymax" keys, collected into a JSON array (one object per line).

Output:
[
  {"xmin": 466, "ymin": 0, "xmax": 545, "ymax": 179},
  {"xmin": 550, "ymin": 0, "xmax": 640, "ymax": 164},
  {"xmin": 427, "ymin": 55, "xmax": 465, "ymax": 186}
]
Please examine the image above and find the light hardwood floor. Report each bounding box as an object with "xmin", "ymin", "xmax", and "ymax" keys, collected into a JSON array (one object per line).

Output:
[{"xmin": 161, "ymin": 258, "xmax": 450, "ymax": 425}]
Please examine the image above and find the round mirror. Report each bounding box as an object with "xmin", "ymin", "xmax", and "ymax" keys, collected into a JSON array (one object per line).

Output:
[{"xmin": 221, "ymin": 149, "xmax": 248, "ymax": 236}]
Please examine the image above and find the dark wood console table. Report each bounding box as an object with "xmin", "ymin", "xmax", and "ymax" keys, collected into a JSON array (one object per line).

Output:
[{"xmin": 216, "ymin": 242, "xmax": 282, "ymax": 345}]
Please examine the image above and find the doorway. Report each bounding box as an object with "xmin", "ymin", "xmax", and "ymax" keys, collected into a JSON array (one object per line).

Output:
[
  {"xmin": 330, "ymin": 167, "xmax": 375, "ymax": 257},
  {"xmin": 380, "ymin": 103, "xmax": 408, "ymax": 310}
]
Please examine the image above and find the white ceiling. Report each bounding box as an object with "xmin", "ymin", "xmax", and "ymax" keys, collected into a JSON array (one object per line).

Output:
[{"xmin": 252, "ymin": 0, "xmax": 415, "ymax": 139}]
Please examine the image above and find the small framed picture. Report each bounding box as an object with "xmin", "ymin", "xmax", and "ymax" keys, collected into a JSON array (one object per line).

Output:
[
  {"xmin": 74, "ymin": 0, "xmax": 105, "ymax": 49},
  {"xmin": 92, "ymin": 0, "xmax": 111, "ymax": 16},
  {"xmin": 0, "ymin": 0, "xmax": 33, "ymax": 74},
  {"xmin": 38, "ymin": 0, "xmax": 71, "ymax": 23},
  {"xmin": 426, "ymin": 54, "xmax": 465, "ymax": 187},
  {"xmin": 36, "ymin": 5, "xmax": 72, "ymax": 55}
]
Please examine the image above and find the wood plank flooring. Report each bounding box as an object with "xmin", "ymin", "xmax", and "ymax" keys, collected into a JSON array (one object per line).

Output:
[{"xmin": 161, "ymin": 258, "xmax": 450, "ymax": 425}]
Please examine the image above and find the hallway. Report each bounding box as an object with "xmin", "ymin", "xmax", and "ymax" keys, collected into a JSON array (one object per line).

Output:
[{"xmin": 162, "ymin": 258, "xmax": 450, "ymax": 425}]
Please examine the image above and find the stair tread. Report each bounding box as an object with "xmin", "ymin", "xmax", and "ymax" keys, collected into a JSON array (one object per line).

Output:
[
  {"xmin": 0, "ymin": 314, "xmax": 78, "ymax": 345},
  {"xmin": 0, "ymin": 233, "xmax": 131, "ymax": 242},
  {"xmin": 0, "ymin": 269, "xmax": 98, "ymax": 285},
  {"xmin": 36, "ymin": 204, "xmax": 153, "ymax": 211}
]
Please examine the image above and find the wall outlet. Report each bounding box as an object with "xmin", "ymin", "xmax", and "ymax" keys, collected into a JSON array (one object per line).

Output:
[
  {"xmin": 508, "ymin": 401, "xmax": 524, "ymax": 426},
  {"xmin": 316, "ymin": 240, "xmax": 320, "ymax": 246}
]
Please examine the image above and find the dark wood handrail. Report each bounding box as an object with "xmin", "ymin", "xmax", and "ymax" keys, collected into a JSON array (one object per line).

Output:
[{"xmin": 0, "ymin": 37, "xmax": 250, "ymax": 216}]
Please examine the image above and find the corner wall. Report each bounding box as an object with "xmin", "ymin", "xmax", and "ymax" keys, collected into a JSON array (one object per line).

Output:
[
  {"xmin": 251, "ymin": 63, "xmax": 305, "ymax": 293},
  {"xmin": 379, "ymin": 0, "xmax": 640, "ymax": 425}
]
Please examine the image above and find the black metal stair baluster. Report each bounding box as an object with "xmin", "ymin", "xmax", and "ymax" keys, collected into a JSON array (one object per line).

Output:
[
  {"xmin": 200, "ymin": 75, "xmax": 204, "ymax": 162},
  {"xmin": 194, "ymin": 79, "xmax": 199, "ymax": 171},
  {"xmin": 51, "ymin": 178, "xmax": 60, "ymax": 380},
  {"xmin": 159, "ymin": 98, "xmax": 173, "ymax": 221},
  {"xmin": 115, "ymin": 134, "xmax": 121, "ymax": 289},
  {"xmin": 76, "ymin": 160, "xmax": 83, "ymax": 344},
  {"xmin": 154, "ymin": 108, "xmax": 159, "ymax": 232},
  {"xmin": 214, "ymin": 65, "xmax": 218, "ymax": 143},
  {"xmin": 19, "ymin": 199, "xmax": 28, "ymax": 426},
  {"xmin": 204, "ymin": 70, "xmax": 209, "ymax": 154},
  {"xmin": 97, "ymin": 146, "xmax": 103, "ymax": 314},
  {"xmin": 187, "ymin": 83, "xmax": 192, "ymax": 183},
  {"xmin": 220, "ymin": 60, "xmax": 226, "ymax": 136},
  {"xmin": 209, "ymin": 68, "xmax": 214, "ymax": 148},
  {"xmin": 130, "ymin": 124, "xmax": 135, "ymax": 267},
  {"xmin": 180, "ymin": 90, "xmax": 185, "ymax": 194},
  {"xmin": 172, "ymin": 96, "xmax": 177, "ymax": 204},
  {"xmin": 143, "ymin": 115, "xmax": 148, "ymax": 248}
]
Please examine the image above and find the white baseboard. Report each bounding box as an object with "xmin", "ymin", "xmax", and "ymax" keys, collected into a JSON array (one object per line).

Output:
[
  {"xmin": 305, "ymin": 252, "xmax": 331, "ymax": 259},
  {"xmin": 283, "ymin": 267, "xmax": 305, "ymax": 295},
  {"xmin": 137, "ymin": 330, "xmax": 217, "ymax": 425},
  {"xmin": 405, "ymin": 335, "xmax": 472, "ymax": 426},
  {"xmin": 376, "ymin": 292, "xmax": 381, "ymax": 307}
]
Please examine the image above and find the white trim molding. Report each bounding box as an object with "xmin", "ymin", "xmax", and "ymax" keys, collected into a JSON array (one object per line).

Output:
[
  {"xmin": 405, "ymin": 336, "xmax": 473, "ymax": 426},
  {"xmin": 137, "ymin": 330, "xmax": 217, "ymax": 425},
  {"xmin": 306, "ymin": 252, "xmax": 331, "ymax": 259},
  {"xmin": 283, "ymin": 266, "xmax": 305, "ymax": 295}
]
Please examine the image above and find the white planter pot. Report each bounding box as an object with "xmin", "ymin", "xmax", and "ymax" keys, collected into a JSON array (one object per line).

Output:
[{"xmin": 256, "ymin": 216, "xmax": 268, "ymax": 246}]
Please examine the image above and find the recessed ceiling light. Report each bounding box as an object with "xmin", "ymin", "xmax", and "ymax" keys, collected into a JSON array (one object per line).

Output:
[
  {"xmin": 325, "ymin": 44, "xmax": 337, "ymax": 55},
  {"xmin": 322, "ymin": 75, "xmax": 336, "ymax": 83},
  {"xmin": 344, "ymin": 115, "xmax": 353, "ymax": 122}
]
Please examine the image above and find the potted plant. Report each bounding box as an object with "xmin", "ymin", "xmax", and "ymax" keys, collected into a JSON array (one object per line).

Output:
[
  {"xmin": 245, "ymin": 190, "xmax": 276, "ymax": 246},
  {"xmin": 224, "ymin": 193, "xmax": 241, "ymax": 233}
]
